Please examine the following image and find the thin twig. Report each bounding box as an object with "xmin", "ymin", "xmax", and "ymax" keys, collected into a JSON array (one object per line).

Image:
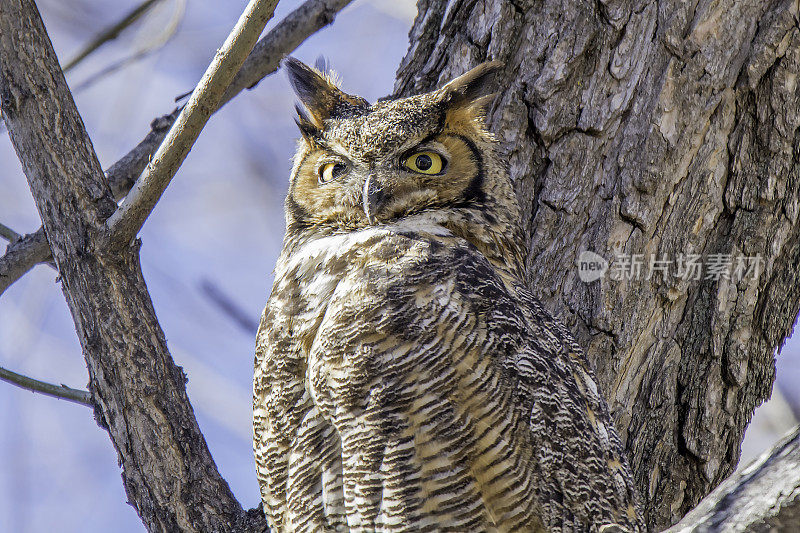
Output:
[
  {"xmin": 0, "ymin": 364, "xmax": 93, "ymax": 406},
  {"xmin": 0, "ymin": 230, "xmax": 56, "ymax": 294},
  {"xmin": 199, "ymin": 278, "xmax": 259, "ymax": 335},
  {"xmin": 0, "ymin": 222, "xmax": 21, "ymax": 243},
  {"xmin": 105, "ymin": 0, "xmax": 280, "ymax": 249},
  {"xmin": 62, "ymin": 0, "xmax": 163, "ymax": 73},
  {"xmin": 0, "ymin": 0, "xmax": 353, "ymax": 296},
  {"xmin": 71, "ymin": 0, "xmax": 187, "ymax": 94}
]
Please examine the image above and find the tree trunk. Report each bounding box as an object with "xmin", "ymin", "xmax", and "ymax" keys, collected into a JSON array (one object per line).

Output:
[
  {"xmin": 3, "ymin": 0, "xmax": 800, "ymax": 531},
  {"xmin": 0, "ymin": 1, "xmax": 249, "ymax": 531},
  {"xmin": 394, "ymin": 0, "xmax": 800, "ymax": 529}
]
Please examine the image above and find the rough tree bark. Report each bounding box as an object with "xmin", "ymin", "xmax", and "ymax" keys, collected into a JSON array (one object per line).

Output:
[
  {"xmin": 667, "ymin": 427, "xmax": 800, "ymax": 532},
  {"xmin": 2, "ymin": 0, "xmax": 799, "ymax": 531},
  {"xmin": 0, "ymin": 0, "xmax": 355, "ymax": 297},
  {"xmin": 0, "ymin": 1, "xmax": 260, "ymax": 531},
  {"xmin": 394, "ymin": 0, "xmax": 800, "ymax": 530}
]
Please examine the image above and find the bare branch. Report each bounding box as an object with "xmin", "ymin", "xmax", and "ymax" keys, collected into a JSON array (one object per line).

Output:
[
  {"xmin": 105, "ymin": 0, "xmax": 280, "ymax": 249},
  {"xmin": 667, "ymin": 426, "xmax": 800, "ymax": 532},
  {"xmin": 62, "ymin": 0, "xmax": 164, "ymax": 73},
  {"xmin": 0, "ymin": 223, "xmax": 56, "ymax": 293},
  {"xmin": 71, "ymin": 0, "xmax": 186, "ymax": 94},
  {"xmin": 106, "ymin": 110, "xmax": 181, "ymax": 199},
  {"xmin": 0, "ymin": 230, "xmax": 55, "ymax": 294},
  {"xmin": 0, "ymin": 222, "xmax": 21, "ymax": 242},
  {"xmin": 105, "ymin": 0, "xmax": 354, "ymax": 196},
  {"xmin": 0, "ymin": 0, "xmax": 353, "ymax": 297},
  {"xmin": 220, "ymin": 0, "xmax": 354, "ymax": 107},
  {"xmin": 0, "ymin": 222, "xmax": 56, "ymax": 274},
  {"xmin": 1, "ymin": 0, "xmax": 254, "ymax": 528},
  {"xmin": 0, "ymin": 364, "xmax": 93, "ymax": 406},
  {"xmin": 199, "ymin": 278, "xmax": 259, "ymax": 335}
]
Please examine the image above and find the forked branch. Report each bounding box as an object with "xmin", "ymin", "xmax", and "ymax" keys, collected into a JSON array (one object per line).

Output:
[
  {"xmin": 0, "ymin": 0, "xmax": 354, "ymax": 297},
  {"xmin": 1, "ymin": 0, "xmax": 266, "ymax": 529},
  {"xmin": 104, "ymin": 0, "xmax": 279, "ymax": 249}
]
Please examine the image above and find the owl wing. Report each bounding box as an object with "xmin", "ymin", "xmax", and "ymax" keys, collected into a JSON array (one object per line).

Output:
[
  {"xmin": 510, "ymin": 285, "xmax": 643, "ymax": 531},
  {"xmin": 256, "ymin": 234, "xmax": 641, "ymax": 532}
]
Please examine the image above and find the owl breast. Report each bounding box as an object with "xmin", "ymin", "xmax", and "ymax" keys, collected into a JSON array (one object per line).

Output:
[
  {"xmin": 256, "ymin": 57, "xmax": 643, "ymax": 533},
  {"xmin": 272, "ymin": 218, "xmax": 454, "ymax": 349},
  {"xmin": 259, "ymin": 218, "xmax": 546, "ymax": 531}
]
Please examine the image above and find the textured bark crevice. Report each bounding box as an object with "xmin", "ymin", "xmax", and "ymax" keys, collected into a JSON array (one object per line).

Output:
[
  {"xmin": 395, "ymin": 0, "xmax": 800, "ymax": 529},
  {"xmin": 0, "ymin": 0, "xmax": 355, "ymax": 298},
  {"xmin": 2, "ymin": 0, "xmax": 799, "ymax": 530},
  {"xmin": 667, "ymin": 426, "xmax": 800, "ymax": 532},
  {"xmin": 0, "ymin": 1, "xmax": 253, "ymax": 531}
]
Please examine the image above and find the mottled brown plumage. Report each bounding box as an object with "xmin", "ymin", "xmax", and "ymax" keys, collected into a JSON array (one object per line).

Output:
[{"xmin": 254, "ymin": 57, "xmax": 643, "ymax": 532}]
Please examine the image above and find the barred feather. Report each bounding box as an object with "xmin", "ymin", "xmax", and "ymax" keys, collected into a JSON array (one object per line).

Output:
[{"xmin": 254, "ymin": 59, "xmax": 643, "ymax": 533}]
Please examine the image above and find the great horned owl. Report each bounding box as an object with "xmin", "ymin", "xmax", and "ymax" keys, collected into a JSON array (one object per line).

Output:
[{"xmin": 254, "ymin": 57, "xmax": 643, "ymax": 532}]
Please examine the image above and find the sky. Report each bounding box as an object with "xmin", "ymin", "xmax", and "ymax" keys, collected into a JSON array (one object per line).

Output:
[
  {"xmin": 0, "ymin": 1, "xmax": 797, "ymax": 531},
  {"xmin": 0, "ymin": 1, "xmax": 414, "ymax": 530}
]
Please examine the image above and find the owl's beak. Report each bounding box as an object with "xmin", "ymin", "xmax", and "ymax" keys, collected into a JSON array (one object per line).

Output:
[{"xmin": 362, "ymin": 174, "xmax": 385, "ymax": 225}]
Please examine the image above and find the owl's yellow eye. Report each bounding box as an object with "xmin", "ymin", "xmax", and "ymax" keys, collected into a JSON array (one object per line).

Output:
[
  {"xmin": 403, "ymin": 151, "xmax": 444, "ymax": 175},
  {"xmin": 319, "ymin": 162, "xmax": 347, "ymax": 184}
]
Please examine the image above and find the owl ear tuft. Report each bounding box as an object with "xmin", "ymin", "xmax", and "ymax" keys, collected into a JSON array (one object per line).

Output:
[
  {"xmin": 294, "ymin": 104, "xmax": 320, "ymax": 143},
  {"xmin": 314, "ymin": 55, "xmax": 330, "ymax": 74},
  {"xmin": 284, "ymin": 57, "xmax": 364, "ymax": 129},
  {"xmin": 440, "ymin": 60, "xmax": 504, "ymax": 112}
]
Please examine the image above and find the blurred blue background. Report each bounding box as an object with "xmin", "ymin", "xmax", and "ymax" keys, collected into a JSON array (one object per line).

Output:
[{"xmin": 0, "ymin": 1, "xmax": 796, "ymax": 531}]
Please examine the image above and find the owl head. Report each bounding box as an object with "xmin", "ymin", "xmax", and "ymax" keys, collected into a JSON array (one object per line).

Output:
[{"xmin": 282, "ymin": 57, "xmax": 526, "ymax": 277}]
